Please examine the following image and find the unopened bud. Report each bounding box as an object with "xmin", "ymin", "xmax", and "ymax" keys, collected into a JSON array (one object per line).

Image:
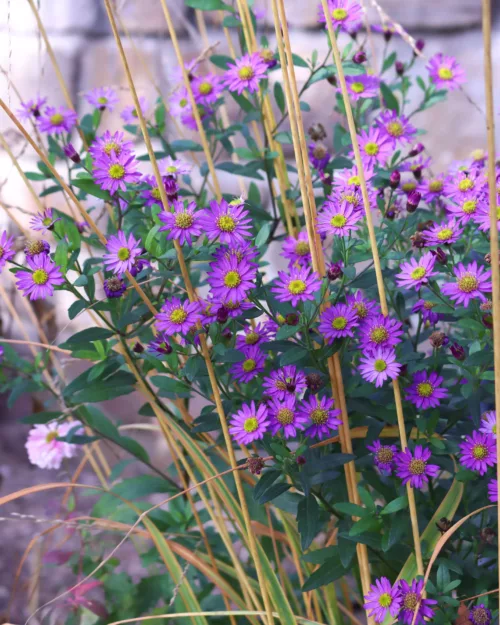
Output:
[
  {"xmin": 430, "ymin": 331, "xmax": 447, "ymax": 348},
  {"xmin": 406, "ymin": 190, "xmax": 421, "ymax": 213},
  {"xmin": 389, "ymin": 170, "xmax": 401, "ymax": 189},
  {"xmin": 296, "ymin": 455, "xmax": 306, "ymax": 466},
  {"xmin": 306, "ymin": 372, "xmax": 323, "ymax": 393},
  {"xmin": 308, "ymin": 123, "xmax": 327, "ymax": 141},
  {"xmin": 216, "ymin": 306, "xmax": 230, "ymax": 324},
  {"xmin": 412, "ymin": 166, "xmax": 423, "ymax": 180},
  {"xmin": 409, "ymin": 142, "xmax": 425, "ymax": 157},
  {"xmin": 395, "ymin": 61, "xmax": 405, "ymax": 76},
  {"xmin": 248, "ymin": 457, "xmax": 265, "ymax": 475},
  {"xmin": 327, "ymin": 74, "xmax": 337, "ymax": 87},
  {"xmin": 450, "ymin": 342, "xmax": 466, "ymax": 361},
  {"xmin": 327, "ymin": 262, "xmax": 343, "ymax": 281},
  {"xmin": 410, "ymin": 232, "xmax": 426, "ymax": 248},
  {"xmin": 133, "ymin": 341, "xmax": 144, "ymax": 353},
  {"xmin": 432, "ymin": 247, "xmax": 447, "ymax": 264},
  {"xmin": 63, "ymin": 143, "xmax": 81, "ymax": 163},
  {"xmin": 353, "ymin": 50, "xmax": 367, "ymax": 64},
  {"xmin": 415, "ymin": 39, "xmax": 425, "ymax": 54},
  {"xmin": 286, "ymin": 313, "xmax": 299, "ymax": 326}
]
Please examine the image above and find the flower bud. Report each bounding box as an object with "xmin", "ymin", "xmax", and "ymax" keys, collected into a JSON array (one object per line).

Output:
[
  {"xmin": 327, "ymin": 262, "xmax": 343, "ymax": 281},
  {"xmin": 482, "ymin": 314, "xmax": 493, "ymax": 329},
  {"xmin": 412, "ymin": 166, "xmax": 423, "ymax": 180},
  {"xmin": 221, "ymin": 327, "xmax": 233, "ymax": 341},
  {"xmin": 450, "ymin": 342, "xmax": 466, "ymax": 361},
  {"xmin": 327, "ymin": 74, "xmax": 337, "ymax": 87},
  {"xmin": 165, "ymin": 177, "xmax": 179, "ymax": 202},
  {"xmin": 417, "ymin": 219, "xmax": 434, "ymax": 232},
  {"xmin": 431, "ymin": 247, "xmax": 447, "ymax": 265},
  {"xmin": 395, "ymin": 61, "xmax": 405, "ymax": 76},
  {"xmin": 63, "ymin": 143, "xmax": 81, "ymax": 163},
  {"xmin": 216, "ymin": 306, "xmax": 230, "ymax": 324},
  {"xmin": 389, "ymin": 170, "xmax": 401, "ymax": 189},
  {"xmin": 296, "ymin": 455, "xmax": 306, "ymax": 466},
  {"xmin": 385, "ymin": 208, "xmax": 396, "ymax": 220},
  {"xmin": 480, "ymin": 527, "xmax": 496, "ymax": 544},
  {"xmin": 248, "ymin": 457, "xmax": 265, "ymax": 475},
  {"xmin": 406, "ymin": 190, "xmax": 421, "ymax": 213},
  {"xmin": 353, "ymin": 50, "xmax": 367, "ymax": 64},
  {"xmin": 430, "ymin": 331, "xmax": 447, "ymax": 348},
  {"xmin": 410, "ymin": 232, "xmax": 426, "ymax": 248},
  {"xmin": 286, "ymin": 313, "xmax": 299, "ymax": 326},
  {"xmin": 415, "ymin": 39, "xmax": 425, "ymax": 54},
  {"xmin": 133, "ymin": 341, "xmax": 144, "ymax": 353},
  {"xmin": 409, "ymin": 142, "xmax": 424, "ymax": 157},
  {"xmin": 480, "ymin": 300, "xmax": 492, "ymax": 312},
  {"xmin": 306, "ymin": 372, "xmax": 323, "ymax": 393},
  {"xmin": 308, "ymin": 123, "xmax": 327, "ymax": 141}
]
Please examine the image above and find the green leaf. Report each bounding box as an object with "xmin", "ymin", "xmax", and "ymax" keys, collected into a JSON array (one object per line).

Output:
[
  {"xmin": 381, "ymin": 495, "xmax": 408, "ymax": 515},
  {"xmin": 297, "ymin": 494, "xmax": 321, "ymax": 550},
  {"xmin": 334, "ymin": 502, "xmax": 369, "ymax": 518},
  {"xmin": 185, "ymin": 0, "xmax": 225, "ymax": 9},
  {"xmin": 274, "ymin": 82, "xmax": 285, "ymax": 114},
  {"xmin": 72, "ymin": 178, "xmax": 112, "ymax": 201},
  {"xmin": 21, "ymin": 411, "xmax": 61, "ymax": 424},
  {"xmin": 60, "ymin": 327, "xmax": 114, "ymax": 350},
  {"xmin": 210, "ymin": 54, "xmax": 234, "ymax": 70},
  {"xmin": 253, "ymin": 470, "xmax": 281, "ymax": 501},
  {"xmin": 382, "ymin": 51, "xmax": 397, "ymax": 73},
  {"xmin": 170, "ymin": 139, "xmax": 203, "ymax": 152},
  {"xmin": 276, "ymin": 325, "xmax": 299, "ymax": 340},
  {"xmin": 255, "ymin": 222, "xmax": 271, "ymax": 247},
  {"xmin": 150, "ymin": 375, "xmax": 191, "ymax": 397},
  {"xmin": 280, "ymin": 348, "xmax": 308, "ymax": 366},
  {"xmin": 54, "ymin": 239, "xmax": 69, "ymax": 274},
  {"xmin": 257, "ymin": 483, "xmax": 291, "ymax": 504},
  {"xmin": 380, "ymin": 82, "xmax": 399, "ymax": 113},
  {"xmin": 302, "ymin": 556, "xmax": 346, "ymax": 591},
  {"xmin": 349, "ymin": 516, "xmax": 381, "ymax": 536}
]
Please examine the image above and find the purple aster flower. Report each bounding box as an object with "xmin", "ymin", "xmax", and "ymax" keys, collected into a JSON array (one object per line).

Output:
[
  {"xmin": 473, "ymin": 204, "xmax": 500, "ymax": 232},
  {"xmin": 317, "ymin": 0, "xmax": 363, "ymax": 32},
  {"xmin": 400, "ymin": 154, "xmax": 432, "ymax": 175},
  {"xmin": 129, "ymin": 258, "xmax": 150, "ymax": 278},
  {"xmin": 213, "ymin": 298, "xmax": 255, "ymax": 319},
  {"xmin": 347, "ymin": 291, "xmax": 380, "ymax": 322},
  {"xmin": 405, "ymin": 370, "xmax": 449, "ymax": 410},
  {"xmin": 212, "ymin": 241, "xmax": 259, "ymax": 266},
  {"xmin": 318, "ymin": 303, "xmax": 359, "ymax": 342},
  {"xmin": 281, "ymin": 231, "xmax": 312, "ymax": 267},
  {"xmin": 363, "ymin": 577, "xmax": 402, "ymax": 624},
  {"xmin": 271, "ymin": 267, "xmax": 321, "ymax": 307},
  {"xmin": 479, "ymin": 411, "xmax": 497, "ymax": 439},
  {"xmin": 359, "ymin": 314, "xmax": 403, "ymax": 352},
  {"xmin": 229, "ymin": 401, "xmax": 269, "ymax": 445},
  {"xmin": 367, "ymin": 440, "xmax": 398, "ymax": 474},
  {"xmin": 470, "ymin": 605, "xmax": 492, "ymax": 625},
  {"xmin": 395, "ymin": 251, "xmax": 437, "ymax": 290},
  {"xmin": 427, "ymin": 53, "xmax": 466, "ymax": 91},
  {"xmin": 445, "ymin": 191, "xmax": 485, "ymax": 223},
  {"xmin": 358, "ymin": 347, "xmax": 401, "ymax": 387},
  {"xmin": 17, "ymin": 96, "xmax": 46, "ymax": 121},
  {"xmin": 25, "ymin": 240, "xmax": 50, "ymax": 259},
  {"xmin": 357, "ymin": 127, "xmax": 393, "ymax": 169},
  {"xmin": 343, "ymin": 75, "xmax": 380, "ymax": 101},
  {"xmin": 156, "ymin": 297, "xmax": 201, "ymax": 336},
  {"xmin": 395, "ymin": 445, "xmax": 439, "ymax": 488},
  {"xmin": 397, "ymin": 579, "xmax": 437, "ymax": 625},
  {"xmin": 309, "ymin": 142, "xmax": 331, "ymax": 171},
  {"xmin": 423, "ymin": 218, "xmax": 464, "ymax": 246},
  {"xmin": 488, "ymin": 478, "xmax": 498, "ymax": 502},
  {"xmin": 416, "ymin": 176, "xmax": 445, "ymax": 203},
  {"xmin": 63, "ymin": 143, "xmax": 80, "ymax": 163},
  {"xmin": 445, "ymin": 170, "xmax": 485, "ymax": 200},
  {"xmin": 140, "ymin": 175, "xmax": 166, "ymax": 208},
  {"xmin": 29, "ymin": 208, "xmax": 61, "ymax": 233},
  {"xmin": 299, "ymin": 395, "xmax": 342, "ymax": 440},
  {"xmin": 15, "ymin": 254, "xmax": 64, "ymax": 300},
  {"xmin": 459, "ymin": 431, "xmax": 496, "ymax": 475},
  {"xmin": 317, "ymin": 200, "xmax": 363, "ymax": 237},
  {"xmin": 85, "ymin": 87, "xmax": 119, "ymax": 111},
  {"xmin": 235, "ymin": 323, "xmax": 273, "ymax": 351},
  {"xmin": 192, "ymin": 74, "xmax": 224, "ymax": 106},
  {"xmin": 103, "ymin": 231, "xmax": 142, "ymax": 275},
  {"xmin": 89, "ymin": 130, "xmax": 134, "ymax": 160},
  {"xmin": 375, "ymin": 110, "xmax": 417, "ymax": 147},
  {"xmin": 103, "ymin": 276, "xmax": 127, "ymax": 298},
  {"xmin": 168, "ymin": 87, "xmax": 191, "ymax": 118},
  {"xmin": 121, "ymin": 96, "xmax": 148, "ymax": 123},
  {"xmin": 37, "ymin": 106, "xmax": 78, "ymax": 134},
  {"xmin": 335, "ymin": 166, "xmax": 375, "ymax": 189},
  {"xmin": 93, "ymin": 152, "xmax": 141, "ymax": 195},
  {"xmin": 0, "ymin": 231, "xmax": 15, "ymax": 271},
  {"xmin": 230, "ymin": 345, "xmax": 266, "ymax": 383},
  {"xmin": 147, "ymin": 333, "xmax": 173, "ymax": 357},
  {"xmin": 200, "ymin": 199, "xmax": 252, "ymax": 246},
  {"xmin": 441, "ymin": 261, "xmax": 492, "ymax": 307},
  {"xmin": 268, "ymin": 395, "xmax": 308, "ymax": 438},
  {"xmin": 224, "ymin": 52, "xmax": 268, "ymax": 94},
  {"xmin": 263, "ymin": 365, "xmax": 307, "ymax": 401},
  {"xmin": 412, "ymin": 299, "xmax": 440, "ymax": 325},
  {"xmin": 207, "ymin": 255, "xmax": 257, "ymax": 303},
  {"xmin": 159, "ymin": 156, "xmax": 193, "ymax": 178},
  {"xmin": 158, "ymin": 199, "xmax": 203, "ymax": 246}
]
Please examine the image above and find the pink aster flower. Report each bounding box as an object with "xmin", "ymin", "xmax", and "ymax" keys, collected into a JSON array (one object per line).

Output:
[
  {"xmin": 343, "ymin": 75, "xmax": 380, "ymax": 101},
  {"xmin": 405, "ymin": 370, "xmax": 449, "ymax": 410},
  {"xmin": 158, "ymin": 199, "xmax": 203, "ymax": 246},
  {"xmin": 317, "ymin": 200, "xmax": 363, "ymax": 237},
  {"xmin": 400, "ymin": 154, "xmax": 432, "ymax": 175},
  {"xmin": 460, "ymin": 431, "xmax": 496, "ymax": 475},
  {"xmin": 17, "ymin": 95, "xmax": 47, "ymax": 121},
  {"xmin": 395, "ymin": 251, "xmax": 437, "ymax": 290},
  {"xmin": 397, "ymin": 579, "xmax": 437, "ymax": 625},
  {"xmin": 89, "ymin": 130, "xmax": 134, "ymax": 160},
  {"xmin": 473, "ymin": 204, "xmax": 500, "ymax": 232},
  {"xmin": 230, "ymin": 345, "xmax": 266, "ymax": 383},
  {"xmin": 262, "ymin": 365, "xmax": 307, "ymax": 401},
  {"xmin": 318, "ymin": 303, "xmax": 359, "ymax": 342},
  {"xmin": 423, "ymin": 218, "xmax": 463, "ymax": 246},
  {"xmin": 229, "ymin": 401, "xmax": 270, "ymax": 445},
  {"xmin": 298, "ymin": 395, "xmax": 342, "ymax": 440},
  {"xmin": 159, "ymin": 156, "xmax": 192, "ymax": 177},
  {"xmin": 334, "ymin": 166, "xmax": 375, "ymax": 189},
  {"xmin": 427, "ymin": 53, "xmax": 466, "ymax": 91},
  {"xmin": 192, "ymin": 74, "xmax": 224, "ymax": 106},
  {"xmin": 444, "ymin": 170, "xmax": 485, "ymax": 201},
  {"xmin": 16, "ymin": 254, "xmax": 64, "ymax": 300},
  {"xmin": 121, "ymin": 96, "xmax": 148, "ymax": 123},
  {"xmin": 479, "ymin": 411, "xmax": 497, "ymax": 439},
  {"xmin": 317, "ymin": 0, "xmax": 363, "ymax": 32},
  {"xmin": 93, "ymin": 152, "xmax": 141, "ymax": 195},
  {"xmin": 140, "ymin": 174, "xmax": 166, "ymax": 208},
  {"xmin": 395, "ymin": 445, "xmax": 439, "ymax": 489},
  {"xmin": 281, "ymin": 231, "xmax": 312, "ymax": 268},
  {"xmin": 375, "ymin": 110, "xmax": 417, "ymax": 147},
  {"xmin": 359, "ymin": 347, "xmax": 401, "ymax": 388},
  {"xmin": 441, "ymin": 261, "xmax": 492, "ymax": 307},
  {"xmin": 347, "ymin": 291, "xmax": 380, "ymax": 322},
  {"xmin": 412, "ymin": 299, "xmax": 440, "ymax": 325},
  {"xmin": 0, "ymin": 230, "xmax": 15, "ymax": 271},
  {"xmin": 212, "ymin": 241, "xmax": 259, "ymax": 266},
  {"xmin": 224, "ymin": 52, "xmax": 268, "ymax": 95},
  {"xmin": 416, "ymin": 176, "xmax": 446, "ymax": 203},
  {"xmin": 37, "ymin": 106, "xmax": 78, "ymax": 134},
  {"xmin": 359, "ymin": 314, "xmax": 403, "ymax": 352},
  {"xmin": 200, "ymin": 199, "xmax": 252, "ymax": 246},
  {"xmin": 363, "ymin": 577, "xmax": 402, "ymax": 624},
  {"xmin": 367, "ymin": 440, "xmax": 398, "ymax": 474},
  {"xmin": 271, "ymin": 267, "xmax": 321, "ymax": 307},
  {"xmin": 156, "ymin": 297, "xmax": 201, "ymax": 336},
  {"xmin": 207, "ymin": 255, "xmax": 257, "ymax": 303},
  {"xmin": 168, "ymin": 87, "xmax": 192, "ymax": 118},
  {"xmin": 268, "ymin": 395, "xmax": 308, "ymax": 438},
  {"xmin": 26, "ymin": 421, "xmax": 84, "ymax": 470},
  {"xmin": 356, "ymin": 127, "xmax": 393, "ymax": 169},
  {"xmin": 445, "ymin": 191, "xmax": 485, "ymax": 223},
  {"xmin": 85, "ymin": 86, "xmax": 119, "ymax": 111},
  {"xmin": 235, "ymin": 323, "xmax": 273, "ymax": 351},
  {"xmin": 103, "ymin": 231, "xmax": 142, "ymax": 275},
  {"xmin": 488, "ymin": 478, "xmax": 498, "ymax": 502},
  {"xmin": 29, "ymin": 207, "xmax": 61, "ymax": 233}
]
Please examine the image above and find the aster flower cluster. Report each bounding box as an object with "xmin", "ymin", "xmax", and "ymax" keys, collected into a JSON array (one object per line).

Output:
[{"xmin": 364, "ymin": 576, "xmax": 437, "ymax": 625}]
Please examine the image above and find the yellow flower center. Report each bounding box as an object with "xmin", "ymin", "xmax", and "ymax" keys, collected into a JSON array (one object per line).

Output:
[
  {"xmin": 332, "ymin": 8, "xmax": 348, "ymax": 20},
  {"xmin": 473, "ymin": 444, "xmax": 488, "ymax": 460},
  {"xmin": 0, "ymin": 245, "xmax": 4, "ymax": 259},
  {"xmin": 217, "ymin": 215, "xmax": 236, "ymax": 232},
  {"xmin": 438, "ymin": 67, "xmax": 453, "ymax": 80},
  {"xmin": 437, "ymin": 228, "xmax": 453, "ymax": 241},
  {"xmin": 277, "ymin": 408, "xmax": 294, "ymax": 425},
  {"xmin": 378, "ymin": 593, "xmax": 392, "ymax": 608},
  {"xmin": 151, "ymin": 187, "xmax": 162, "ymax": 200},
  {"xmin": 242, "ymin": 358, "xmax": 257, "ymax": 372},
  {"xmin": 287, "ymin": 279, "xmax": 306, "ymax": 295},
  {"xmin": 462, "ymin": 200, "xmax": 477, "ymax": 214},
  {"xmin": 166, "ymin": 165, "xmax": 178, "ymax": 173},
  {"xmin": 238, "ymin": 66, "xmax": 254, "ymax": 80},
  {"xmin": 403, "ymin": 593, "xmax": 419, "ymax": 611},
  {"xmin": 387, "ymin": 121, "xmax": 403, "ymax": 137},
  {"xmin": 331, "ymin": 214, "xmax": 347, "ymax": 228},
  {"xmin": 424, "ymin": 301, "xmax": 435, "ymax": 310},
  {"xmin": 310, "ymin": 408, "xmax": 329, "ymax": 425},
  {"xmin": 348, "ymin": 175, "xmax": 361, "ymax": 186},
  {"xmin": 342, "ymin": 193, "xmax": 359, "ymax": 206},
  {"xmin": 402, "ymin": 182, "xmax": 417, "ymax": 192},
  {"xmin": 497, "ymin": 206, "xmax": 500, "ymax": 220},
  {"xmin": 458, "ymin": 178, "xmax": 474, "ymax": 191},
  {"xmin": 198, "ymin": 81, "xmax": 213, "ymax": 95},
  {"xmin": 45, "ymin": 430, "xmax": 59, "ymax": 443},
  {"xmin": 97, "ymin": 96, "xmax": 108, "ymax": 104},
  {"xmin": 243, "ymin": 417, "xmax": 259, "ymax": 433},
  {"xmin": 350, "ymin": 82, "xmax": 365, "ymax": 94},
  {"xmin": 245, "ymin": 332, "xmax": 260, "ymax": 345},
  {"xmin": 224, "ymin": 270, "xmax": 242, "ymax": 288},
  {"xmin": 353, "ymin": 302, "xmax": 368, "ymax": 318},
  {"xmin": 50, "ymin": 113, "xmax": 64, "ymax": 125},
  {"xmin": 429, "ymin": 180, "xmax": 443, "ymax": 192},
  {"xmin": 108, "ymin": 164, "xmax": 125, "ymax": 180},
  {"xmin": 170, "ymin": 308, "xmax": 188, "ymax": 324},
  {"xmin": 370, "ymin": 327, "xmax": 389, "ymax": 344},
  {"xmin": 332, "ymin": 316, "xmax": 347, "ymax": 330},
  {"xmin": 175, "ymin": 213, "xmax": 194, "ymax": 229},
  {"xmin": 32, "ymin": 269, "xmax": 49, "ymax": 285},
  {"xmin": 117, "ymin": 247, "xmax": 130, "ymax": 261},
  {"xmin": 277, "ymin": 313, "xmax": 286, "ymax": 324},
  {"xmin": 374, "ymin": 359, "xmax": 387, "ymax": 372},
  {"xmin": 42, "ymin": 217, "xmax": 53, "ymax": 226},
  {"xmin": 410, "ymin": 267, "xmax": 426, "ymax": 280},
  {"xmin": 417, "ymin": 382, "xmax": 433, "ymax": 397},
  {"xmin": 364, "ymin": 142, "xmax": 379, "ymax": 156},
  {"xmin": 458, "ymin": 273, "xmax": 478, "ymax": 293},
  {"xmin": 104, "ymin": 141, "xmax": 121, "ymax": 155},
  {"xmin": 376, "ymin": 447, "xmax": 393, "ymax": 463},
  {"xmin": 471, "ymin": 149, "xmax": 486, "ymax": 161},
  {"xmin": 131, "ymin": 108, "xmax": 139, "ymax": 117},
  {"xmin": 409, "ymin": 458, "xmax": 426, "ymax": 475},
  {"xmin": 295, "ymin": 241, "xmax": 310, "ymax": 256},
  {"xmin": 179, "ymin": 98, "xmax": 188, "ymax": 109}
]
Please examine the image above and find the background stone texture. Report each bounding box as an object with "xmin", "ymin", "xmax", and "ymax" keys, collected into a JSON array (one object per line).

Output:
[{"xmin": 0, "ymin": 0, "xmax": 500, "ymax": 621}]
